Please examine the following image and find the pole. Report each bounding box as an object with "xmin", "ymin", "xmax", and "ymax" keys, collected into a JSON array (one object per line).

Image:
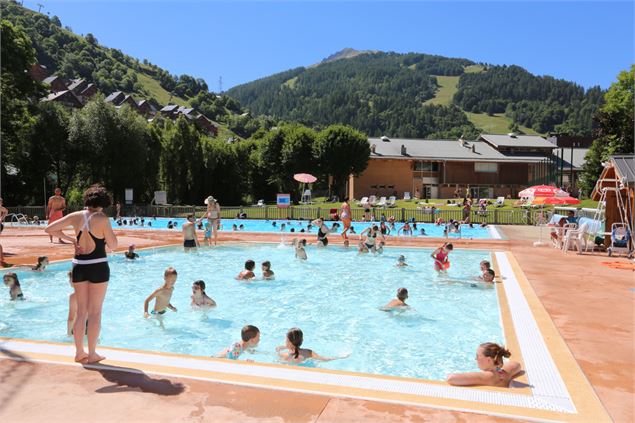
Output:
[
  {"xmin": 43, "ymin": 177, "xmax": 47, "ymax": 216},
  {"xmin": 570, "ymin": 144, "xmax": 574, "ymax": 192},
  {"xmin": 560, "ymin": 147, "xmax": 564, "ymax": 187}
]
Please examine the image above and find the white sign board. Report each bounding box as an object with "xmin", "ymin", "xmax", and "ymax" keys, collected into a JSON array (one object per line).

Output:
[
  {"xmin": 125, "ymin": 188, "xmax": 133, "ymax": 205},
  {"xmin": 154, "ymin": 191, "xmax": 167, "ymax": 205}
]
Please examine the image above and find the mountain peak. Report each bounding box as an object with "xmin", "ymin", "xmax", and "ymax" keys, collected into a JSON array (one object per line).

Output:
[{"xmin": 318, "ymin": 48, "xmax": 377, "ymax": 65}]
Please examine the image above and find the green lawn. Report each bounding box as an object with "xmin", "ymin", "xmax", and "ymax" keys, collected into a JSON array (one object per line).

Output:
[
  {"xmin": 424, "ymin": 75, "xmax": 459, "ymax": 106},
  {"xmin": 465, "ymin": 112, "xmax": 540, "ymax": 136},
  {"xmin": 464, "ymin": 64, "xmax": 485, "ymax": 73},
  {"xmin": 136, "ymin": 73, "xmax": 190, "ymax": 106},
  {"xmin": 283, "ymin": 76, "xmax": 298, "ymax": 89}
]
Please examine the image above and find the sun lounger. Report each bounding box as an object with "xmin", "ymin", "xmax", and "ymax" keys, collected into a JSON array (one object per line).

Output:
[
  {"xmin": 403, "ymin": 192, "xmax": 412, "ymax": 201},
  {"xmin": 387, "ymin": 196, "xmax": 397, "ymax": 208},
  {"xmin": 254, "ymin": 199, "xmax": 265, "ymax": 207},
  {"xmin": 376, "ymin": 196, "xmax": 387, "ymax": 208},
  {"xmin": 357, "ymin": 197, "xmax": 369, "ymax": 207},
  {"xmin": 368, "ymin": 195, "xmax": 378, "ymax": 206},
  {"xmin": 495, "ymin": 197, "xmax": 505, "ymax": 207}
]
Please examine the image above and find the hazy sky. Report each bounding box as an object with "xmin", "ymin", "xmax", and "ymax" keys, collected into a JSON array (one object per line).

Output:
[{"xmin": 23, "ymin": 1, "xmax": 634, "ymax": 90}]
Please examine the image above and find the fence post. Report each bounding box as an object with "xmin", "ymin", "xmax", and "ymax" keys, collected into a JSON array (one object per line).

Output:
[
  {"xmin": 401, "ymin": 208, "xmax": 405, "ymax": 222},
  {"xmin": 494, "ymin": 208, "xmax": 498, "ymax": 224},
  {"xmin": 316, "ymin": 208, "xmax": 320, "ymax": 219}
]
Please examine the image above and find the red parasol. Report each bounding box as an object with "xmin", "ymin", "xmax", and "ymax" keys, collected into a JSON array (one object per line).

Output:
[
  {"xmin": 532, "ymin": 196, "xmax": 581, "ymax": 205},
  {"xmin": 518, "ymin": 185, "xmax": 569, "ymax": 198},
  {"xmin": 293, "ymin": 173, "xmax": 317, "ymax": 183}
]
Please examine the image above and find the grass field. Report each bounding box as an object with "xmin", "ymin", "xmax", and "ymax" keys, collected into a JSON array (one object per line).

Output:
[
  {"xmin": 465, "ymin": 112, "xmax": 540, "ymax": 136},
  {"xmin": 136, "ymin": 73, "xmax": 190, "ymax": 107},
  {"xmin": 424, "ymin": 75, "xmax": 459, "ymax": 106}
]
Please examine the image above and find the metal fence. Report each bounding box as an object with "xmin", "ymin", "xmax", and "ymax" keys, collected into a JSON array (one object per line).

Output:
[{"xmin": 7, "ymin": 204, "xmax": 561, "ymax": 226}]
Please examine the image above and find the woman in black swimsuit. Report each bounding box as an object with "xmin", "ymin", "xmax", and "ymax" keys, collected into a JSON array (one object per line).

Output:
[
  {"xmin": 311, "ymin": 218, "xmax": 330, "ymax": 247},
  {"xmin": 46, "ymin": 185, "xmax": 118, "ymax": 364}
]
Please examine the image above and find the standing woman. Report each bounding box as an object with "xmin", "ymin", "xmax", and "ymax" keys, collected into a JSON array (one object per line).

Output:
[
  {"xmin": 340, "ymin": 197, "xmax": 352, "ymax": 240},
  {"xmin": 45, "ymin": 184, "xmax": 117, "ymax": 363},
  {"xmin": 205, "ymin": 196, "xmax": 221, "ymax": 246}
]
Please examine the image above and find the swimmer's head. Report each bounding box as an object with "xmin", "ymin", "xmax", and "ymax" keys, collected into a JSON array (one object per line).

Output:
[
  {"xmin": 164, "ymin": 267, "xmax": 178, "ymax": 285},
  {"xmin": 261, "ymin": 261, "xmax": 271, "ymax": 271},
  {"xmin": 3, "ymin": 272, "xmax": 19, "ymax": 287},
  {"xmin": 241, "ymin": 325, "xmax": 260, "ymax": 346},
  {"xmin": 192, "ymin": 280, "xmax": 206, "ymax": 293},
  {"xmin": 343, "ymin": 239, "xmax": 349, "ymax": 247},
  {"xmin": 445, "ymin": 243, "xmax": 454, "ymax": 251},
  {"xmin": 290, "ymin": 228, "xmax": 295, "ymax": 232},
  {"xmin": 37, "ymin": 256, "xmax": 49, "ymax": 266},
  {"xmin": 397, "ymin": 287, "xmax": 408, "ymax": 301},
  {"xmin": 483, "ymin": 268, "xmax": 495, "ymax": 283},
  {"xmin": 245, "ymin": 260, "xmax": 255, "ymax": 271},
  {"xmin": 286, "ymin": 327, "xmax": 304, "ymax": 358},
  {"xmin": 300, "ymin": 239, "xmax": 307, "ymax": 246},
  {"xmin": 398, "ymin": 255, "xmax": 406, "ymax": 263},
  {"xmin": 477, "ymin": 342, "xmax": 511, "ymax": 368},
  {"xmin": 480, "ymin": 260, "xmax": 491, "ymax": 271},
  {"xmin": 128, "ymin": 244, "xmax": 135, "ymax": 252}
]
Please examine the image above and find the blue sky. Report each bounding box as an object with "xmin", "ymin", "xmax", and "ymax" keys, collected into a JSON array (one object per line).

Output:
[{"xmin": 23, "ymin": 1, "xmax": 634, "ymax": 90}]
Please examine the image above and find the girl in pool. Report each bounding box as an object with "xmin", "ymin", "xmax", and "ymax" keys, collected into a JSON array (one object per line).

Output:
[
  {"xmin": 381, "ymin": 288, "xmax": 409, "ymax": 311},
  {"xmin": 3, "ymin": 272, "xmax": 24, "ymax": 300},
  {"xmin": 261, "ymin": 261, "xmax": 275, "ymax": 280},
  {"xmin": 340, "ymin": 197, "xmax": 352, "ymax": 240},
  {"xmin": 191, "ymin": 280, "xmax": 216, "ymax": 307},
  {"xmin": 293, "ymin": 238, "xmax": 308, "ymax": 260},
  {"xmin": 276, "ymin": 328, "xmax": 345, "ymax": 363},
  {"xmin": 431, "ymin": 243, "xmax": 453, "ymax": 272},
  {"xmin": 447, "ymin": 342, "xmax": 522, "ymax": 387}
]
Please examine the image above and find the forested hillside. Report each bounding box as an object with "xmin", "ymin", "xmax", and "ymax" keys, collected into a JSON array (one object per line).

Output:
[{"xmin": 228, "ymin": 50, "xmax": 605, "ymax": 138}]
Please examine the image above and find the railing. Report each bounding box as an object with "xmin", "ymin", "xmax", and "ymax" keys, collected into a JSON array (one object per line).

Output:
[{"xmin": 5, "ymin": 204, "xmax": 560, "ymax": 226}]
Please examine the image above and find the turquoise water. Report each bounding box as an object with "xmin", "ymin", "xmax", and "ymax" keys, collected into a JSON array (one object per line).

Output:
[
  {"xmin": 113, "ymin": 217, "xmax": 495, "ymax": 239},
  {"xmin": 0, "ymin": 244, "xmax": 503, "ymax": 380}
]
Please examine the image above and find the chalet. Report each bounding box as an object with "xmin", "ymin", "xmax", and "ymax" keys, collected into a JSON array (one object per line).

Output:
[
  {"xmin": 117, "ymin": 94, "xmax": 139, "ymax": 110},
  {"xmin": 30, "ymin": 64, "xmax": 49, "ymax": 82},
  {"xmin": 105, "ymin": 91, "xmax": 125, "ymax": 105},
  {"xmin": 349, "ymin": 134, "xmax": 558, "ymax": 200},
  {"xmin": 79, "ymin": 83, "xmax": 98, "ymax": 100},
  {"xmin": 160, "ymin": 104, "xmax": 180, "ymax": 118},
  {"xmin": 42, "ymin": 75, "xmax": 68, "ymax": 93},
  {"xmin": 68, "ymin": 78, "xmax": 88, "ymax": 95},
  {"xmin": 137, "ymin": 99, "xmax": 158, "ymax": 116},
  {"xmin": 40, "ymin": 90, "xmax": 83, "ymax": 108}
]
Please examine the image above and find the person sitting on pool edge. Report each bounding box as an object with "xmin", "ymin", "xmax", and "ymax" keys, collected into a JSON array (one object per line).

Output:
[
  {"xmin": 144, "ymin": 267, "xmax": 178, "ymax": 317},
  {"xmin": 237, "ymin": 260, "xmax": 256, "ymax": 280},
  {"xmin": 447, "ymin": 342, "xmax": 521, "ymax": 387},
  {"xmin": 217, "ymin": 325, "xmax": 260, "ymax": 360},
  {"xmin": 293, "ymin": 238, "xmax": 307, "ymax": 260},
  {"xmin": 381, "ymin": 288, "xmax": 409, "ymax": 311},
  {"xmin": 125, "ymin": 244, "xmax": 139, "ymax": 260},
  {"xmin": 3, "ymin": 272, "xmax": 24, "ymax": 300},
  {"xmin": 276, "ymin": 328, "xmax": 345, "ymax": 363},
  {"xmin": 191, "ymin": 280, "xmax": 216, "ymax": 307},
  {"xmin": 261, "ymin": 261, "xmax": 275, "ymax": 280}
]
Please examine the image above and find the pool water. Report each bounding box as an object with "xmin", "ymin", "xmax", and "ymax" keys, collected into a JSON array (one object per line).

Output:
[
  {"xmin": 0, "ymin": 244, "xmax": 503, "ymax": 380},
  {"xmin": 114, "ymin": 217, "xmax": 497, "ymax": 239}
]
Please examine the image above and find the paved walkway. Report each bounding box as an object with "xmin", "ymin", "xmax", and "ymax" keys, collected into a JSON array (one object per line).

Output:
[{"xmin": 0, "ymin": 225, "xmax": 633, "ymax": 422}]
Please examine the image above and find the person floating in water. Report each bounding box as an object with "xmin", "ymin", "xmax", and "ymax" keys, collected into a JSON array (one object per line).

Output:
[
  {"xmin": 396, "ymin": 255, "xmax": 408, "ymax": 267},
  {"xmin": 182, "ymin": 214, "xmax": 199, "ymax": 251},
  {"xmin": 276, "ymin": 328, "xmax": 346, "ymax": 363},
  {"xmin": 3, "ymin": 272, "xmax": 24, "ymax": 300},
  {"xmin": 261, "ymin": 261, "xmax": 275, "ymax": 280},
  {"xmin": 447, "ymin": 342, "xmax": 522, "ymax": 387},
  {"xmin": 293, "ymin": 238, "xmax": 307, "ymax": 260},
  {"xmin": 217, "ymin": 325, "xmax": 260, "ymax": 360},
  {"xmin": 381, "ymin": 288, "xmax": 409, "ymax": 311},
  {"xmin": 191, "ymin": 280, "xmax": 216, "ymax": 307},
  {"xmin": 237, "ymin": 260, "xmax": 256, "ymax": 280},
  {"xmin": 431, "ymin": 243, "xmax": 453, "ymax": 272},
  {"xmin": 144, "ymin": 267, "xmax": 178, "ymax": 317},
  {"xmin": 125, "ymin": 244, "xmax": 139, "ymax": 260}
]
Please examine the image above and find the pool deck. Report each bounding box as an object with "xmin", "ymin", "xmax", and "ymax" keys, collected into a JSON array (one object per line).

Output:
[{"xmin": 1, "ymin": 225, "xmax": 633, "ymax": 422}]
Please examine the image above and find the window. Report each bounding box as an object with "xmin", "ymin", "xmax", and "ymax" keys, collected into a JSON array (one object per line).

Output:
[
  {"xmin": 414, "ymin": 162, "xmax": 439, "ymax": 172},
  {"xmin": 475, "ymin": 163, "xmax": 498, "ymax": 173}
]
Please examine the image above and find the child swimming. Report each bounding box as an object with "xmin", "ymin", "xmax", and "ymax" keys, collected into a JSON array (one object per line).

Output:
[
  {"xmin": 191, "ymin": 280, "xmax": 217, "ymax": 307},
  {"xmin": 431, "ymin": 243, "xmax": 453, "ymax": 271},
  {"xmin": 32, "ymin": 256, "xmax": 49, "ymax": 271},
  {"xmin": 144, "ymin": 267, "xmax": 178, "ymax": 317},
  {"xmin": 237, "ymin": 260, "xmax": 256, "ymax": 280},
  {"xmin": 217, "ymin": 325, "xmax": 260, "ymax": 360},
  {"xmin": 3, "ymin": 272, "xmax": 24, "ymax": 300},
  {"xmin": 396, "ymin": 255, "xmax": 408, "ymax": 267},
  {"xmin": 381, "ymin": 288, "xmax": 409, "ymax": 310},
  {"xmin": 479, "ymin": 260, "xmax": 491, "ymax": 279},
  {"xmin": 276, "ymin": 328, "xmax": 344, "ymax": 363},
  {"xmin": 261, "ymin": 261, "xmax": 275, "ymax": 280},
  {"xmin": 293, "ymin": 238, "xmax": 308, "ymax": 260},
  {"xmin": 125, "ymin": 244, "xmax": 139, "ymax": 259}
]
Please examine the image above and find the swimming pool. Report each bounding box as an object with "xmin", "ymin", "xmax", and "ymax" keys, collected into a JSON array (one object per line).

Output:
[
  {"xmin": 0, "ymin": 244, "xmax": 502, "ymax": 380},
  {"xmin": 113, "ymin": 217, "xmax": 499, "ymax": 239}
]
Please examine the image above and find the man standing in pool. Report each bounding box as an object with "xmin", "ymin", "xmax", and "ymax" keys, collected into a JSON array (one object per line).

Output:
[
  {"xmin": 182, "ymin": 214, "xmax": 199, "ymax": 251},
  {"xmin": 47, "ymin": 187, "xmax": 67, "ymax": 243},
  {"xmin": 204, "ymin": 196, "xmax": 221, "ymax": 245}
]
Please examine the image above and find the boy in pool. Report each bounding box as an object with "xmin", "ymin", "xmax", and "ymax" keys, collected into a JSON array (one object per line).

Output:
[
  {"xmin": 479, "ymin": 260, "xmax": 491, "ymax": 279},
  {"xmin": 237, "ymin": 260, "xmax": 256, "ymax": 280},
  {"xmin": 396, "ymin": 255, "xmax": 408, "ymax": 267},
  {"xmin": 125, "ymin": 244, "xmax": 139, "ymax": 260},
  {"xmin": 482, "ymin": 269, "xmax": 496, "ymax": 283},
  {"xmin": 191, "ymin": 280, "xmax": 216, "ymax": 307},
  {"xmin": 261, "ymin": 261, "xmax": 275, "ymax": 280},
  {"xmin": 3, "ymin": 272, "xmax": 24, "ymax": 300},
  {"xmin": 217, "ymin": 325, "xmax": 260, "ymax": 360},
  {"xmin": 144, "ymin": 267, "xmax": 178, "ymax": 317},
  {"xmin": 381, "ymin": 288, "xmax": 409, "ymax": 310},
  {"xmin": 202, "ymin": 221, "xmax": 212, "ymax": 246},
  {"xmin": 293, "ymin": 238, "xmax": 308, "ymax": 260}
]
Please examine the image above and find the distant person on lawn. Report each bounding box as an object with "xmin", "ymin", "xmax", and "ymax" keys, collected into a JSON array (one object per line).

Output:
[{"xmin": 47, "ymin": 187, "xmax": 67, "ymax": 243}]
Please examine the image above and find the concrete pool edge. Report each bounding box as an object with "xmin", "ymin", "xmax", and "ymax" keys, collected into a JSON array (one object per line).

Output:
[{"xmin": 0, "ymin": 250, "xmax": 611, "ymax": 422}]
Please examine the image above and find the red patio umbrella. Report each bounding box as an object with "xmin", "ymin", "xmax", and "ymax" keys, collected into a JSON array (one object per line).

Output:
[
  {"xmin": 518, "ymin": 185, "xmax": 569, "ymax": 198},
  {"xmin": 293, "ymin": 173, "xmax": 317, "ymax": 183},
  {"xmin": 532, "ymin": 196, "xmax": 581, "ymax": 205}
]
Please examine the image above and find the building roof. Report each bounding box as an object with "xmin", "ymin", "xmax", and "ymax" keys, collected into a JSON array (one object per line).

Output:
[
  {"xmin": 105, "ymin": 91, "xmax": 124, "ymax": 103},
  {"xmin": 368, "ymin": 137, "xmax": 551, "ymax": 163},
  {"xmin": 160, "ymin": 104, "xmax": 179, "ymax": 112},
  {"xmin": 42, "ymin": 75, "xmax": 61, "ymax": 85},
  {"xmin": 68, "ymin": 78, "xmax": 85, "ymax": 91},
  {"xmin": 479, "ymin": 133, "xmax": 555, "ymax": 149},
  {"xmin": 611, "ymin": 155, "xmax": 635, "ymax": 185},
  {"xmin": 40, "ymin": 90, "xmax": 81, "ymax": 105},
  {"xmin": 555, "ymin": 148, "xmax": 590, "ymax": 170}
]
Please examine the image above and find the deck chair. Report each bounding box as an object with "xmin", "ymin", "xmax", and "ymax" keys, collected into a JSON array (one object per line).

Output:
[
  {"xmin": 376, "ymin": 196, "xmax": 387, "ymax": 208},
  {"xmin": 495, "ymin": 197, "xmax": 505, "ymax": 207},
  {"xmin": 608, "ymin": 224, "xmax": 633, "ymax": 257},
  {"xmin": 254, "ymin": 199, "xmax": 265, "ymax": 207},
  {"xmin": 403, "ymin": 192, "xmax": 412, "ymax": 201},
  {"xmin": 562, "ymin": 222, "xmax": 589, "ymax": 254},
  {"xmin": 357, "ymin": 197, "xmax": 369, "ymax": 207},
  {"xmin": 368, "ymin": 195, "xmax": 378, "ymax": 206},
  {"xmin": 387, "ymin": 196, "xmax": 397, "ymax": 208},
  {"xmin": 301, "ymin": 189, "xmax": 312, "ymax": 204}
]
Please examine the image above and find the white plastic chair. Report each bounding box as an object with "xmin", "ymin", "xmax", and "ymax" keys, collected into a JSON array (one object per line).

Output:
[
  {"xmin": 368, "ymin": 195, "xmax": 378, "ymax": 206},
  {"xmin": 301, "ymin": 189, "xmax": 312, "ymax": 204},
  {"xmin": 255, "ymin": 199, "xmax": 265, "ymax": 207},
  {"xmin": 563, "ymin": 223, "xmax": 589, "ymax": 254},
  {"xmin": 376, "ymin": 197, "xmax": 387, "ymax": 208},
  {"xmin": 357, "ymin": 197, "xmax": 369, "ymax": 207},
  {"xmin": 495, "ymin": 197, "xmax": 505, "ymax": 207},
  {"xmin": 387, "ymin": 196, "xmax": 396, "ymax": 207},
  {"xmin": 403, "ymin": 192, "xmax": 412, "ymax": 201}
]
